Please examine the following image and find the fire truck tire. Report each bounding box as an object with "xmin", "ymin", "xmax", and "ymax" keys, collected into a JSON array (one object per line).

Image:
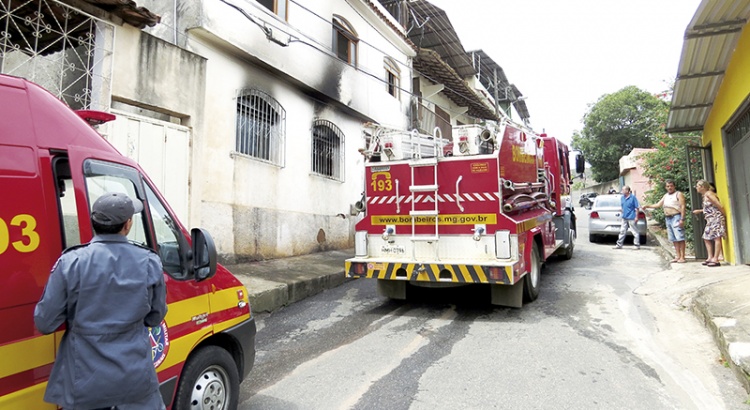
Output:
[
  {"xmin": 174, "ymin": 345, "xmax": 240, "ymax": 410},
  {"xmin": 563, "ymin": 237, "xmax": 574, "ymax": 260},
  {"xmin": 523, "ymin": 244, "xmax": 541, "ymax": 303}
]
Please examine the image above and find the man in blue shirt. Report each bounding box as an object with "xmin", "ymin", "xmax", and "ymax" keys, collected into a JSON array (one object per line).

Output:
[{"xmin": 615, "ymin": 185, "xmax": 641, "ymax": 249}]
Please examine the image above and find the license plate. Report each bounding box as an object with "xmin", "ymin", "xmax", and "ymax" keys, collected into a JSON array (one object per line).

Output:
[{"xmin": 381, "ymin": 244, "xmax": 405, "ymax": 255}]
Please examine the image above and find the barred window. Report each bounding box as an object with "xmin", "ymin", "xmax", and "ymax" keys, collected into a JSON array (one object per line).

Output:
[
  {"xmin": 384, "ymin": 57, "xmax": 400, "ymax": 99},
  {"xmin": 311, "ymin": 120, "xmax": 345, "ymax": 181},
  {"xmin": 333, "ymin": 15, "xmax": 358, "ymax": 66},
  {"xmin": 236, "ymin": 89, "xmax": 286, "ymax": 166}
]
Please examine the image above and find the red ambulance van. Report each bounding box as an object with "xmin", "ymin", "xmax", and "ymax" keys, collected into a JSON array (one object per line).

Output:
[{"xmin": 0, "ymin": 74, "xmax": 255, "ymax": 408}]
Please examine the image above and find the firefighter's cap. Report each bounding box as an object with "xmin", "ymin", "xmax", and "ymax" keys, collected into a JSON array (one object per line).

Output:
[{"xmin": 91, "ymin": 192, "xmax": 143, "ymax": 225}]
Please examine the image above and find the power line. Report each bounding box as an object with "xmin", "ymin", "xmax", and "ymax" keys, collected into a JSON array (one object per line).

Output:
[{"xmin": 150, "ymin": 0, "xmax": 496, "ymax": 123}]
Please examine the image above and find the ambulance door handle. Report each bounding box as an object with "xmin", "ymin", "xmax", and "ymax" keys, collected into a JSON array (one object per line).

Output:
[
  {"xmin": 395, "ymin": 179, "xmax": 401, "ymax": 213},
  {"xmin": 455, "ymin": 175, "xmax": 464, "ymax": 212}
]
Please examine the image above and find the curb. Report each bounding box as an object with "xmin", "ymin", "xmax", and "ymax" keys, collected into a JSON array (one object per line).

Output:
[
  {"xmin": 237, "ymin": 271, "xmax": 348, "ymax": 313},
  {"xmin": 224, "ymin": 249, "xmax": 354, "ymax": 313},
  {"xmin": 692, "ymin": 291, "xmax": 750, "ymax": 393},
  {"xmin": 648, "ymin": 222, "xmax": 750, "ymax": 394}
]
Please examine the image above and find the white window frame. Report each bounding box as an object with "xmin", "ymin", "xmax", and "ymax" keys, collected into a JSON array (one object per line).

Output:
[
  {"xmin": 332, "ymin": 15, "xmax": 358, "ymax": 66},
  {"xmin": 384, "ymin": 57, "xmax": 400, "ymax": 100}
]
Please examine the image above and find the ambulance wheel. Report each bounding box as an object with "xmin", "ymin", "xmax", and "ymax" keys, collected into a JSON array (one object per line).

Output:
[
  {"xmin": 523, "ymin": 244, "xmax": 541, "ymax": 303},
  {"xmin": 174, "ymin": 345, "xmax": 239, "ymax": 410}
]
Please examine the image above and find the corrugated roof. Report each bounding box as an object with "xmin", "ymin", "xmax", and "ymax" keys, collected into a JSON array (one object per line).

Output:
[
  {"xmin": 667, "ymin": 0, "xmax": 750, "ymax": 133},
  {"xmin": 413, "ymin": 48, "xmax": 498, "ymax": 120},
  {"xmin": 400, "ymin": 0, "xmax": 476, "ymax": 78},
  {"xmin": 469, "ymin": 49, "xmax": 530, "ymax": 122}
]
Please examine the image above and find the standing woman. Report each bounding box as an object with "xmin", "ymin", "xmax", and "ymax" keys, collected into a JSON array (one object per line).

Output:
[{"xmin": 693, "ymin": 180, "xmax": 726, "ymax": 267}]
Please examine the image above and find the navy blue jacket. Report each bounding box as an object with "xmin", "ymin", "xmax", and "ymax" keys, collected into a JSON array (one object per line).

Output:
[{"xmin": 34, "ymin": 234, "xmax": 167, "ymax": 409}]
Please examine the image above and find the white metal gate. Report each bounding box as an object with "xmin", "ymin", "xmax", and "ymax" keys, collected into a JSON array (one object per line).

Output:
[{"xmin": 107, "ymin": 111, "xmax": 191, "ymax": 225}]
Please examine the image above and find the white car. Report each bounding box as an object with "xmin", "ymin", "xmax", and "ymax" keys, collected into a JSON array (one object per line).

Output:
[{"xmin": 587, "ymin": 194, "xmax": 647, "ymax": 243}]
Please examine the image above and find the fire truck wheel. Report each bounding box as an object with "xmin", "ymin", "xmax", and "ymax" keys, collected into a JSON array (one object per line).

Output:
[
  {"xmin": 523, "ymin": 244, "xmax": 541, "ymax": 303},
  {"xmin": 563, "ymin": 238, "xmax": 574, "ymax": 260},
  {"xmin": 174, "ymin": 345, "xmax": 240, "ymax": 410}
]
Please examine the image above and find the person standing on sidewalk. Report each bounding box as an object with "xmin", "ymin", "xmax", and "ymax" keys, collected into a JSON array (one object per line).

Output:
[
  {"xmin": 614, "ymin": 185, "xmax": 641, "ymax": 250},
  {"xmin": 693, "ymin": 180, "xmax": 726, "ymax": 267},
  {"xmin": 643, "ymin": 180, "xmax": 686, "ymax": 263},
  {"xmin": 34, "ymin": 192, "xmax": 167, "ymax": 410}
]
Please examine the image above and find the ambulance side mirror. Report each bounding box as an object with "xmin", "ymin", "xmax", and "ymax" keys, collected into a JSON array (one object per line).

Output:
[{"xmin": 191, "ymin": 228, "xmax": 217, "ymax": 282}]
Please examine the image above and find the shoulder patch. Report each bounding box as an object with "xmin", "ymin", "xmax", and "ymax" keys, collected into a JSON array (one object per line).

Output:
[
  {"xmin": 61, "ymin": 243, "xmax": 90, "ymax": 254},
  {"xmin": 132, "ymin": 241, "xmax": 159, "ymax": 255}
]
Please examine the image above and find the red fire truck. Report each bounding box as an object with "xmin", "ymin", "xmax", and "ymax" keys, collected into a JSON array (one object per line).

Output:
[{"xmin": 345, "ymin": 121, "xmax": 584, "ymax": 307}]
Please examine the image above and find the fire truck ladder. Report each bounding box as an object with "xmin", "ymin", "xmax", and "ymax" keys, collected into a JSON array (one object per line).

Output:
[{"xmin": 408, "ymin": 128, "xmax": 442, "ymax": 257}]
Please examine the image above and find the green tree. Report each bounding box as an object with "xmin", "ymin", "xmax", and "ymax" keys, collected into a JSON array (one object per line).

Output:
[
  {"xmin": 640, "ymin": 133, "xmax": 702, "ymax": 247},
  {"xmin": 572, "ymin": 86, "xmax": 668, "ymax": 182}
]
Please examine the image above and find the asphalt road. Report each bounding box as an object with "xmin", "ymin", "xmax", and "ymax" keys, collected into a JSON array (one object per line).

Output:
[{"xmin": 238, "ymin": 209, "xmax": 746, "ymax": 409}]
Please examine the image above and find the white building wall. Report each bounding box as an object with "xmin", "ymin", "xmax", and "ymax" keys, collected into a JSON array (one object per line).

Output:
[
  {"xmin": 161, "ymin": 0, "xmax": 415, "ymax": 261},
  {"xmin": 183, "ymin": 40, "xmax": 370, "ymax": 260}
]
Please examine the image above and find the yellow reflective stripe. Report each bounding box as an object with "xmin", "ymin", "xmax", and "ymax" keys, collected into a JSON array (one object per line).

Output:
[
  {"xmin": 0, "ymin": 382, "xmax": 56, "ymax": 410},
  {"xmin": 164, "ymin": 294, "xmax": 209, "ymax": 329},
  {"xmin": 458, "ymin": 265, "xmax": 472, "ymax": 282},
  {"xmin": 212, "ymin": 313, "xmax": 251, "ymax": 334},
  {"xmin": 0, "ymin": 334, "xmax": 55, "ymax": 379},
  {"xmin": 475, "ymin": 266, "xmax": 489, "ymax": 282},
  {"xmin": 210, "ymin": 286, "xmax": 247, "ymax": 312}
]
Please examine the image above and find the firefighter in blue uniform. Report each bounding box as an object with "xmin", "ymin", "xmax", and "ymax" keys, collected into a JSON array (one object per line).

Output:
[{"xmin": 35, "ymin": 192, "xmax": 167, "ymax": 410}]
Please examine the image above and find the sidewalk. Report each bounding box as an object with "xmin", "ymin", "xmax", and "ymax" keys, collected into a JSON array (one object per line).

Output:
[
  {"xmin": 225, "ymin": 232, "xmax": 750, "ymax": 393},
  {"xmin": 224, "ymin": 249, "xmax": 352, "ymax": 314},
  {"xmin": 648, "ymin": 226, "xmax": 750, "ymax": 393}
]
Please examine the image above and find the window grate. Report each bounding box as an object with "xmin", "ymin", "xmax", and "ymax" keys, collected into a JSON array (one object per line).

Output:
[
  {"xmin": 311, "ymin": 119, "xmax": 344, "ymax": 181},
  {"xmin": 235, "ymin": 88, "xmax": 286, "ymax": 166},
  {"xmin": 0, "ymin": 0, "xmax": 114, "ymax": 110},
  {"xmin": 727, "ymin": 106, "xmax": 750, "ymax": 149}
]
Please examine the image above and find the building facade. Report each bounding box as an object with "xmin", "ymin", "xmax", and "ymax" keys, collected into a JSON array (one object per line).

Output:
[
  {"xmin": 667, "ymin": 0, "xmax": 750, "ymax": 265},
  {"xmin": 1, "ymin": 0, "xmax": 530, "ymax": 263},
  {"xmin": 1, "ymin": 0, "xmax": 417, "ymax": 262}
]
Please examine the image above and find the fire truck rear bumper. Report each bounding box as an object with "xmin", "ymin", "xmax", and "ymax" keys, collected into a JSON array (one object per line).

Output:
[{"xmin": 345, "ymin": 258, "xmax": 521, "ymax": 285}]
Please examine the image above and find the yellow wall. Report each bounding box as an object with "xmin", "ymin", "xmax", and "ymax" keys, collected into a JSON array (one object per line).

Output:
[{"xmin": 702, "ymin": 22, "xmax": 750, "ymax": 264}]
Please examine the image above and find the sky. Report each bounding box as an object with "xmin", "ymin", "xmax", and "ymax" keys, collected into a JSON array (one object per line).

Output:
[{"xmin": 426, "ymin": 0, "xmax": 702, "ymax": 145}]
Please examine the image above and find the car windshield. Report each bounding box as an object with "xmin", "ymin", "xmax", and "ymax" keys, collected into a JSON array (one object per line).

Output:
[{"xmin": 595, "ymin": 196, "xmax": 621, "ymax": 208}]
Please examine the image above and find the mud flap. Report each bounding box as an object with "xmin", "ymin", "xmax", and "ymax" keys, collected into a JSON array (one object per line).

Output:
[
  {"xmin": 490, "ymin": 281, "xmax": 523, "ymax": 308},
  {"xmin": 377, "ymin": 279, "xmax": 406, "ymax": 300}
]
